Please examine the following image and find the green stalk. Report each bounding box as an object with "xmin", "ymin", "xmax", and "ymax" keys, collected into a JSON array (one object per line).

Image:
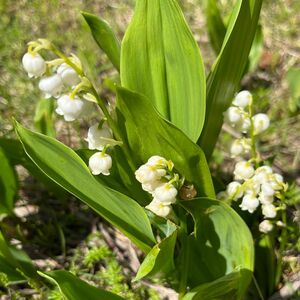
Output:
[
  {"xmin": 275, "ymin": 200, "xmax": 287, "ymax": 286},
  {"xmin": 178, "ymin": 208, "xmax": 189, "ymax": 299},
  {"xmin": 248, "ymin": 101, "xmax": 259, "ymax": 167}
]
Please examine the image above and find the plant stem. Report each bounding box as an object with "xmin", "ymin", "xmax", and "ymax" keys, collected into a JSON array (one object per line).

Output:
[
  {"xmin": 275, "ymin": 199, "xmax": 287, "ymax": 286},
  {"xmin": 178, "ymin": 209, "xmax": 189, "ymax": 299},
  {"xmin": 249, "ymin": 101, "xmax": 259, "ymax": 167}
]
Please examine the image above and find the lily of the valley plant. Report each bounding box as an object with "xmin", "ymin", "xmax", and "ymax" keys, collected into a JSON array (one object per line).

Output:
[{"xmin": 8, "ymin": 0, "xmax": 290, "ymax": 299}]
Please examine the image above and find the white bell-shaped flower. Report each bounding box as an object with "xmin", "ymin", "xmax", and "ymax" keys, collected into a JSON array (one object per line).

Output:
[
  {"xmin": 39, "ymin": 74, "xmax": 63, "ymax": 98},
  {"xmin": 252, "ymin": 113, "xmax": 270, "ymax": 135},
  {"xmin": 57, "ymin": 63, "xmax": 80, "ymax": 86},
  {"xmin": 147, "ymin": 156, "xmax": 168, "ymax": 168},
  {"xmin": 56, "ymin": 95, "xmax": 90, "ymax": 122},
  {"xmin": 224, "ymin": 107, "xmax": 243, "ymax": 124},
  {"xmin": 86, "ymin": 124, "xmax": 113, "ymax": 151},
  {"xmin": 230, "ymin": 138, "xmax": 251, "ymax": 157},
  {"xmin": 232, "ymin": 90, "xmax": 252, "ymax": 108},
  {"xmin": 146, "ymin": 199, "xmax": 171, "ymax": 218},
  {"xmin": 259, "ymin": 220, "xmax": 273, "ymax": 233},
  {"xmin": 135, "ymin": 164, "xmax": 166, "ymax": 184},
  {"xmin": 239, "ymin": 117, "xmax": 251, "ymax": 133},
  {"xmin": 142, "ymin": 181, "xmax": 162, "ymax": 195},
  {"xmin": 262, "ymin": 204, "xmax": 277, "ymax": 218},
  {"xmin": 258, "ymin": 192, "xmax": 274, "ymax": 205},
  {"xmin": 22, "ymin": 52, "xmax": 46, "ymax": 78},
  {"xmin": 88, "ymin": 152, "xmax": 112, "ymax": 176},
  {"xmin": 261, "ymin": 183, "xmax": 275, "ymax": 196},
  {"xmin": 226, "ymin": 181, "xmax": 243, "ymax": 200},
  {"xmin": 153, "ymin": 183, "xmax": 177, "ymax": 204},
  {"xmin": 234, "ymin": 161, "xmax": 255, "ymax": 180},
  {"xmin": 239, "ymin": 194, "xmax": 259, "ymax": 213},
  {"xmin": 270, "ymin": 173, "xmax": 284, "ymax": 190}
]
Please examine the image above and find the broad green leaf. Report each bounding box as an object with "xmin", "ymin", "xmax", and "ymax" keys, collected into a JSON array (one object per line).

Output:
[
  {"xmin": 39, "ymin": 270, "xmax": 124, "ymax": 300},
  {"xmin": 198, "ymin": 0, "xmax": 262, "ymax": 159},
  {"xmin": 182, "ymin": 271, "xmax": 248, "ymax": 300},
  {"xmin": 121, "ymin": 0, "xmax": 206, "ymax": 142},
  {"xmin": 34, "ymin": 98, "xmax": 56, "ymax": 137},
  {"xmin": 15, "ymin": 122, "xmax": 155, "ymax": 253},
  {"xmin": 206, "ymin": 0, "xmax": 226, "ymax": 54},
  {"xmin": 0, "ymin": 147, "xmax": 17, "ymax": 216},
  {"xmin": 181, "ymin": 198, "xmax": 254, "ymax": 297},
  {"xmin": 0, "ymin": 257, "xmax": 25, "ymax": 285},
  {"xmin": 82, "ymin": 12, "xmax": 121, "ymax": 71},
  {"xmin": 0, "ymin": 138, "xmax": 67, "ymax": 199},
  {"xmin": 116, "ymin": 87, "xmax": 215, "ymax": 199},
  {"xmin": 134, "ymin": 229, "xmax": 177, "ymax": 281},
  {"xmin": 248, "ymin": 24, "xmax": 263, "ymax": 72},
  {"xmin": 285, "ymin": 67, "xmax": 300, "ymax": 113},
  {"xmin": 0, "ymin": 231, "xmax": 38, "ymax": 283}
]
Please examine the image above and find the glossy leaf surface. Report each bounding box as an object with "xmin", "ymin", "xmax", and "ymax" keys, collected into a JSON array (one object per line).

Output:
[
  {"xmin": 15, "ymin": 122, "xmax": 155, "ymax": 253},
  {"xmin": 116, "ymin": 87, "xmax": 215, "ymax": 199},
  {"xmin": 121, "ymin": 0, "xmax": 206, "ymax": 141},
  {"xmin": 181, "ymin": 198, "xmax": 254, "ymax": 297}
]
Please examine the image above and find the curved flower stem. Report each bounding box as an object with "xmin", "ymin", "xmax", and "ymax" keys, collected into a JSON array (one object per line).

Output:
[{"xmin": 248, "ymin": 102, "xmax": 260, "ymax": 167}]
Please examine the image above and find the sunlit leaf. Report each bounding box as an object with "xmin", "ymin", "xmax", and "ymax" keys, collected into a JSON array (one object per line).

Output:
[
  {"xmin": 15, "ymin": 122, "xmax": 155, "ymax": 253},
  {"xmin": 198, "ymin": 0, "xmax": 262, "ymax": 159},
  {"xmin": 121, "ymin": 0, "xmax": 206, "ymax": 141},
  {"xmin": 82, "ymin": 12, "xmax": 121, "ymax": 71},
  {"xmin": 39, "ymin": 270, "xmax": 124, "ymax": 300}
]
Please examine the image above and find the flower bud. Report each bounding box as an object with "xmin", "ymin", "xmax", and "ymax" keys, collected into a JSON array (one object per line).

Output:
[
  {"xmin": 22, "ymin": 52, "xmax": 46, "ymax": 78},
  {"xmin": 262, "ymin": 204, "xmax": 277, "ymax": 218},
  {"xmin": 252, "ymin": 113, "xmax": 270, "ymax": 135},
  {"xmin": 153, "ymin": 183, "xmax": 177, "ymax": 204},
  {"xmin": 86, "ymin": 124, "xmax": 113, "ymax": 151},
  {"xmin": 239, "ymin": 194, "xmax": 259, "ymax": 213},
  {"xmin": 57, "ymin": 63, "xmax": 80, "ymax": 86},
  {"xmin": 232, "ymin": 90, "xmax": 252, "ymax": 108},
  {"xmin": 259, "ymin": 220, "xmax": 273, "ymax": 233},
  {"xmin": 39, "ymin": 74, "xmax": 63, "ymax": 98},
  {"xmin": 145, "ymin": 199, "xmax": 171, "ymax": 218},
  {"xmin": 234, "ymin": 161, "xmax": 255, "ymax": 180},
  {"xmin": 147, "ymin": 156, "xmax": 168, "ymax": 168},
  {"xmin": 56, "ymin": 95, "xmax": 90, "ymax": 122},
  {"xmin": 226, "ymin": 181, "xmax": 243, "ymax": 200},
  {"xmin": 224, "ymin": 107, "xmax": 243, "ymax": 124},
  {"xmin": 88, "ymin": 152, "xmax": 112, "ymax": 176}
]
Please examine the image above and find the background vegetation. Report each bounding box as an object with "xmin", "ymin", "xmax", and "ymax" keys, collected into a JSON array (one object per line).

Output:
[{"xmin": 0, "ymin": 0, "xmax": 299, "ymax": 299}]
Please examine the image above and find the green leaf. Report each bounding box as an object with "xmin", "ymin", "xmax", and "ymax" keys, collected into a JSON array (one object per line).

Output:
[
  {"xmin": 116, "ymin": 87, "xmax": 215, "ymax": 199},
  {"xmin": 0, "ymin": 257, "xmax": 25, "ymax": 285},
  {"xmin": 82, "ymin": 12, "xmax": 121, "ymax": 71},
  {"xmin": 121, "ymin": 0, "xmax": 206, "ymax": 142},
  {"xmin": 134, "ymin": 229, "xmax": 177, "ymax": 281},
  {"xmin": 198, "ymin": 0, "xmax": 262, "ymax": 159},
  {"xmin": 182, "ymin": 271, "xmax": 249, "ymax": 300},
  {"xmin": 0, "ymin": 138, "xmax": 67, "ymax": 199},
  {"xmin": 248, "ymin": 24, "xmax": 263, "ymax": 72},
  {"xmin": 34, "ymin": 98, "xmax": 56, "ymax": 137},
  {"xmin": 15, "ymin": 122, "xmax": 155, "ymax": 253},
  {"xmin": 0, "ymin": 231, "xmax": 38, "ymax": 283},
  {"xmin": 206, "ymin": 0, "xmax": 226, "ymax": 54},
  {"xmin": 0, "ymin": 147, "xmax": 17, "ymax": 216},
  {"xmin": 181, "ymin": 198, "xmax": 254, "ymax": 297},
  {"xmin": 39, "ymin": 270, "xmax": 124, "ymax": 300}
]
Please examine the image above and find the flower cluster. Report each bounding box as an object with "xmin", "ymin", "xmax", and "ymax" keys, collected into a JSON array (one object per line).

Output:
[
  {"xmin": 220, "ymin": 90, "xmax": 287, "ymax": 233},
  {"xmin": 22, "ymin": 39, "xmax": 116, "ymax": 177},
  {"xmin": 135, "ymin": 156, "xmax": 182, "ymax": 218},
  {"xmin": 224, "ymin": 90, "xmax": 270, "ymax": 157}
]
